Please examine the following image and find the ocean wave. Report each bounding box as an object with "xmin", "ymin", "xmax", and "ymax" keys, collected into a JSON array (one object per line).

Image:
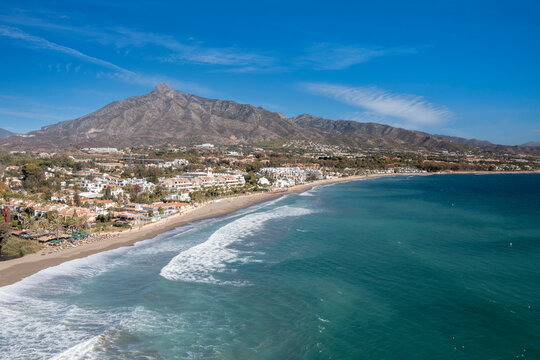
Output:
[
  {"xmin": 0, "ymin": 247, "xmax": 133, "ymax": 301},
  {"xmin": 133, "ymin": 195, "xmax": 289, "ymax": 257},
  {"xmin": 160, "ymin": 206, "xmax": 314, "ymax": 284},
  {"xmin": 49, "ymin": 306, "xmax": 162, "ymax": 360},
  {"xmin": 48, "ymin": 305, "xmax": 219, "ymax": 359},
  {"xmin": 0, "ymin": 250, "xmax": 136, "ymax": 359},
  {"xmin": 50, "ymin": 334, "xmax": 105, "ymax": 360},
  {"xmin": 0, "ymin": 293, "xmax": 127, "ymax": 360}
]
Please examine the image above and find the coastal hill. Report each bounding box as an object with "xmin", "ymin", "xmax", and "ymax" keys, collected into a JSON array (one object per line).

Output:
[
  {"xmin": 522, "ymin": 141, "xmax": 540, "ymax": 148},
  {"xmin": 0, "ymin": 128, "xmax": 14, "ymax": 138},
  {"xmin": 0, "ymin": 84, "xmax": 534, "ymax": 154}
]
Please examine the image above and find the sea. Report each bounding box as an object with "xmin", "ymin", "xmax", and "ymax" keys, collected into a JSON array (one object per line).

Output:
[{"xmin": 1, "ymin": 174, "xmax": 539, "ymax": 360}]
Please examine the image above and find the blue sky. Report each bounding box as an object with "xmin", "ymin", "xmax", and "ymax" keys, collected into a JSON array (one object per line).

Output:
[{"xmin": 0, "ymin": 0, "xmax": 539, "ymax": 145}]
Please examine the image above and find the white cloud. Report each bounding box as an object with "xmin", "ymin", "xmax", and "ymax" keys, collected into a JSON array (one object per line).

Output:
[
  {"xmin": 166, "ymin": 51, "xmax": 273, "ymax": 67},
  {"xmin": 1, "ymin": 13, "xmax": 277, "ymax": 72},
  {"xmin": 0, "ymin": 25, "xmax": 210, "ymax": 94},
  {"xmin": 1, "ymin": 13, "xmax": 416, "ymax": 73},
  {"xmin": 299, "ymin": 43, "xmax": 417, "ymax": 70},
  {"xmin": 0, "ymin": 25, "xmax": 133, "ymax": 74},
  {"xmin": 101, "ymin": 27, "xmax": 277, "ymax": 71},
  {"xmin": 305, "ymin": 83, "xmax": 451, "ymax": 126}
]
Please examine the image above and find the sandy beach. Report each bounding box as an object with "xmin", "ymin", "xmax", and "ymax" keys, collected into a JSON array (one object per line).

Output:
[{"xmin": 1, "ymin": 171, "xmax": 537, "ymax": 287}]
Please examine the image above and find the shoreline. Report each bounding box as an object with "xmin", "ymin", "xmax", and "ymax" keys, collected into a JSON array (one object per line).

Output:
[{"xmin": 0, "ymin": 170, "xmax": 538, "ymax": 287}]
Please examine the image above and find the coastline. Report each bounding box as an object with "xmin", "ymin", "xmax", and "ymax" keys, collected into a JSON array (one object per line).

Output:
[
  {"xmin": 0, "ymin": 171, "xmax": 538, "ymax": 287},
  {"xmin": 0, "ymin": 174, "xmax": 370, "ymax": 287}
]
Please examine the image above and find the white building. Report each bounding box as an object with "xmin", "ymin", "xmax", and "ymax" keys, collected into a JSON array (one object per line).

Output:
[
  {"xmin": 82, "ymin": 147, "xmax": 122, "ymax": 154},
  {"xmin": 160, "ymin": 173, "xmax": 245, "ymax": 193},
  {"xmin": 257, "ymin": 177, "xmax": 270, "ymax": 186}
]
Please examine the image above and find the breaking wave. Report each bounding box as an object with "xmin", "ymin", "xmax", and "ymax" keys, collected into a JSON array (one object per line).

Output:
[{"xmin": 160, "ymin": 206, "xmax": 313, "ymax": 284}]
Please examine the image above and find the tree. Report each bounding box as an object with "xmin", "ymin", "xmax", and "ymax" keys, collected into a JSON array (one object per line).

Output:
[
  {"xmin": 0, "ymin": 219, "xmax": 11, "ymax": 242},
  {"xmin": 158, "ymin": 206, "xmax": 164, "ymax": 215},
  {"xmin": 244, "ymin": 172, "xmax": 257, "ymax": 186},
  {"xmin": 128, "ymin": 185, "xmax": 141, "ymax": 201},
  {"xmin": 20, "ymin": 207, "xmax": 36, "ymax": 231},
  {"xmin": 0, "ymin": 180, "xmax": 8, "ymax": 193},
  {"xmin": 73, "ymin": 215, "xmax": 88, "ymax": 232},
  {"xmin": 73, "ymin": 192, "xmax": 81, "ymax": 206},
  {"xmin": 42, "ymin": 188, "xmax": 53, "ymax": 202},
  {"xmin": 103, "ymin": 186, "xmax": 113, "ymax": 200},
  {"xmin": 22, "ymin": 163, "xmax": 45, "ymax": 190},
  {"xmin": 46, "ymin": 212, "xmax": 64, "ymax": 240},
  {"xmin": 0, "ymin": 218, "xmax": 11, "ymax": 256}
]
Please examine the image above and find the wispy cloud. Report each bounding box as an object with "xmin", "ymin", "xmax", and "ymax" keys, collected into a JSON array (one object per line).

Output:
[
  {"xmin": 2, "ymin": 13, "xmax": 278, "ymax": 72},
  {"xmin": 0, "ymin": 25, "xmax": 210, "ymax": 94},
  {"xmin": 298, "ymin": 43, "xmax": 417, "ymax": 70},
  {"xmin": 113, "ymin": 27, "xmax": 277, "ymax": 72},
  {"xmin": 1, "ymin": 12, "xmax": 418, "ymax": 73},
  {"xmin": 0, "ymin": 25, "xmax": 132, "ymax": 74},
  {"xmin": 304, "ymin": 83, "xmax": 451, "ymax": 126},
  {"xmin": 162, "ymin": 50, "xmax": 274, "ymax": 68}
]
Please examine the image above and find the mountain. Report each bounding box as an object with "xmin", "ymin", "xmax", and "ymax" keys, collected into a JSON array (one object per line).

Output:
[
  {"xmin": 0, "ymin": 128, "xmax": 14, "ymax": 138},
  {"xmin": 436, "ymin": 135, "xmax": 494, "ymax": 148},
  {"xmin": 522, "ymin": 142, "xmax": 540, "ymax": 147},
  {"xmin": 0, "ymin": 84, "xmax": 535, "ymax": 154},
  {"xmin": 4, "ymin": 84, "xmax": 308, "ymax": 148},
  {"xmin": 290, "ymin": 114, "xmax": 467, "ymax": 151}
]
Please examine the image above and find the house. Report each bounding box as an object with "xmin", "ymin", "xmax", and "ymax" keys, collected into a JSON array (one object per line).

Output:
[
  {"xmin": 94, "ymin": 200, "xmax": 117, "ymax": 209},
  {"xmin": 166, "ymin": 202, "xmax": 190, "ymax": 212},
  {"xmin": 123, "ymin": 203, "xmax": 143, "ymax": 212}
]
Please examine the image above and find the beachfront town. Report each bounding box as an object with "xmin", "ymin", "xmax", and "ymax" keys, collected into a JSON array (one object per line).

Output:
[{"xmin": 0, "ymin": 143, "xmax": 538, "ymax": 259}]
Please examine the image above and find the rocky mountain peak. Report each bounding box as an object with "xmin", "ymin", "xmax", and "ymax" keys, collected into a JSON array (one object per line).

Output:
[
  {"xmin": 154, "ymin": 83, "xmax": 172, "ymax": 93},
  {"xmin": 152, "ymin": 83, "xmax": 176, "ymax": 99},
  {"xmin": 291, "ymin": 113, "xmax": 323, "ymax": 121}
]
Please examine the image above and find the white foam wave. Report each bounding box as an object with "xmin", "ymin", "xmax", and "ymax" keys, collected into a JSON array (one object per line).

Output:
[
  {"xmin": 50, "ymin": 334, "xmax": 104, "ymax": 360},
  {"xmin": 0, "ymin": 248, "xmax": 137, "ymax": 359},
  {"xmin": 48, "ymin": 306, "xmax": 160, "ymax": 360},
  {"xmin": 0, "ymin": 246, "xmax": 133, "ymax": 301},
  {"xmin": 0, "ymin": 294, "xmax": 126, "ymax": 360},
  {"xmin": 160, "ymin": 206, "xmax": 313, "ymax": 284},
  {"xmin": 48, "ymin": 305, "xmax": 210, "ymax": 359}
]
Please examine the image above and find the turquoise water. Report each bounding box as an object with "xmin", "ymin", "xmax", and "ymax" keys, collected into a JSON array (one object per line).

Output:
[{"xmin": 1, "ymin": 174, "xmax": 539, "ymax": 359}]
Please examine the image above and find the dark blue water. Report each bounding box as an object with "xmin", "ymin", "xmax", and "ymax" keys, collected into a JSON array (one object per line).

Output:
[{"xmin": 1, "ymin": 174, "xmax": 539, "ymax": 359}]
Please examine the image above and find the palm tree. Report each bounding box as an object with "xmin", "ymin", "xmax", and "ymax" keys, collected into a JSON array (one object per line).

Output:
[
  {"xmin": 63, "ymin": 214, "xmax": 75, "ymax": 233},
  {"xmin": 74, "ymin": 215, "xmax": 88, "ymax": 233},
  {"xmin": 36, "ymin": 217, "xmax": 48, "ymax": 233},
  {"xmin": 21, "ymin": 209, "xmax": 36, "ymax": 231},
  {"xmin": 47, "ymin": 211, "xmax": 64, "ymax": 240}
]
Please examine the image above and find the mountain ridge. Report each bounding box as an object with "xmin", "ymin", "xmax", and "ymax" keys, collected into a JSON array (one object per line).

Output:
[
  {"xmin": 0, "ymin": 128, "xmax": 14, "ymax": 138},
  {"xmin": 0, "ymin": 84, "xmax": 536, "ymax": 154},
  {"xmin": 521, "ymin": 141, "xmax": 540, "ymax": 147}
]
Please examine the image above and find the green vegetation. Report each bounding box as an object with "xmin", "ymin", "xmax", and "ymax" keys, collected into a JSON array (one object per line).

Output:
[
  {"xmin": 0, "ymin": 219, "xmax": 12, "ymax": 259},
  {"xmin": 22, "ymin": 163, "xmax": 45, "ymax": 190},
  {"xmin": 73, "ymin": 191, "xmax": 81, "ymax": 206},
  {"xmin": 1, "ymin": 237, "xmax": 43, "ymax": 260}
]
